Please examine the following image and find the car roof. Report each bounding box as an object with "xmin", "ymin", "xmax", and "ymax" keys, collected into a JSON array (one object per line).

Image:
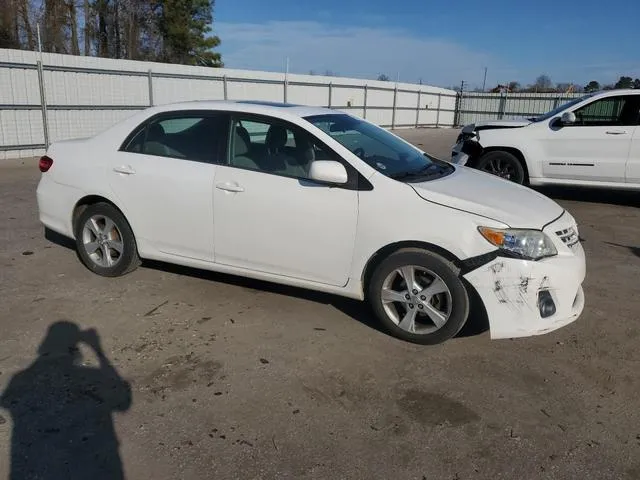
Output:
[
  {"xmin": 591, "ymin": 89, "xmax": 640, "ymax": 97},
  {"xmin": 148, "ymin": 100, "xmax": 338, "ymax": 119}
]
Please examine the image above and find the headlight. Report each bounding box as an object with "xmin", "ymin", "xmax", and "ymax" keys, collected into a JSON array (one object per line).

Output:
[{"xmin": 478, "ymin": 227, "xmax": 557, "ymax": 260}]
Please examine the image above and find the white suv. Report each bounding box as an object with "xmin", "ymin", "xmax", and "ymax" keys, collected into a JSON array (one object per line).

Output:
[{"xmin": 451, "ymin": 89, "xmax": 640, "ymax": 188}]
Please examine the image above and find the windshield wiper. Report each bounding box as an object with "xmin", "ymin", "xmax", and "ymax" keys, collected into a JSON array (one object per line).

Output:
[{"xmin": 389, "ymin": 163, "xmax": 448, "ymax": 180}]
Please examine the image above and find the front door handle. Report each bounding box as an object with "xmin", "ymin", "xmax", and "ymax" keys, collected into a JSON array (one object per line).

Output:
[
  {"xmin": 113, "ymin": 165, "xmax": 136, "ymax": 175},
  {"xmin": 606, "ymin": 130, "xmax": 628, "ymax": 135},
  {"xmin": 216, "ymin": 182, "xmax": 244, "ymax": 193}
]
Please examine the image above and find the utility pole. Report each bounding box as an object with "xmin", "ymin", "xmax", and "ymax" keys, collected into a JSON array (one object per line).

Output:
[
  {"xmin": 455, "ymin": 80, "xmax": 465, "ymax": 127},
  {"xmin": 284, "ymin": 57, "xmax": 289, "ymax": 104},
  {"xmin": 482, "ymin": 67, "xmax": 487, "ymax": 92}
]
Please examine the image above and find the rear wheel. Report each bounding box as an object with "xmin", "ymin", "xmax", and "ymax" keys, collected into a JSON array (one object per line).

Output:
[
  {"xmin": 368, "ymin": 249, "xmax": 470, "ymax": 345},
  {"xmin": 476, "ymin": 150, "xmax": 526, "ymax": 184},
  {"xmin": 74, "ymin": 202, "xmax": 140, "ymax": 277}
]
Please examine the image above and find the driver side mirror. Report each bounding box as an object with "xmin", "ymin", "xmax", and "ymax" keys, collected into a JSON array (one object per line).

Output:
[
  {"xmin": 309, "ymin": 160, "xmax": 348, "ymax": 185},
  {"xmin": 560, "ymin": 111, "xmax": 576, "ymax": 124}
]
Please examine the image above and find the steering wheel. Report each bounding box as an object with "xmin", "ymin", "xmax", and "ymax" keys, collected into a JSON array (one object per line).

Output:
[{"xmin": 352, "ymin": 147, "xmax": 365, "ymax": 159}]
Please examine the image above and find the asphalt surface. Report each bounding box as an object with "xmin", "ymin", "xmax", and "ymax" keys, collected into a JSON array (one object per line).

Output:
[{"xmin": 1, "ymin": 128, "xmax": 639, "ymax": 479}]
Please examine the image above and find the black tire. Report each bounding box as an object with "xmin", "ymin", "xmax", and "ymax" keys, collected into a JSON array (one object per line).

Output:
[
  {"xmin": 367, "ymin": 248, "xmax": 470, "ymax": 345},
  {"xmin": 74, "ymin": 202, "xmax": 140, "ymax": 277},
  {"xmin": 476, "ymin": 150, "xmax": 526, "ymax": 184}
]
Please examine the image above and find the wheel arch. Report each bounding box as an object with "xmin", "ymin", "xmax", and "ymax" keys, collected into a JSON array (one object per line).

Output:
[
  {"xmin": 472, "ymin": 146, "xmax": 530, "ymax": 183},
  {"xmin": 360, "ymin": 241, "xmax": 491, "ymax": 339},
  {"xmin": 361, "ymin": 241, "xmax": 463, "ymax": 299},
  {"xmin": 72, "ymin": 194, "xmax": 136, "ymax": 239}
]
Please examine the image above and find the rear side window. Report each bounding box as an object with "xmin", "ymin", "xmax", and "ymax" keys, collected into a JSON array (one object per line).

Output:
[
  {"xmin": 122, "ymin": 112, "xmax": 229, "ymax": 163},
  {"xmin": 125, "ymin": 129, "xmax": 146, "ymax": 153}
]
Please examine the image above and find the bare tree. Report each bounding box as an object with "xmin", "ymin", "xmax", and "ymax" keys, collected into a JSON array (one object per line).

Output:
[
  {"xmin": 83, "ymin": 0, "xmax": 90, "ymax": 54},
  {"xmin": 67, "ymin": 0, "xmax": 80, "ymax": 55},
  {"xmin": 19, "ymin": 0, "xmax": 36, "ymax": 49},
  {"xmin": 0, "ymin": 0, "xmax": 19, "ymax": 48},
  {"xmin": 4, "ymin": 0, "xmax": 222, "ymax": 66},
  {"xmin": 44, "ymin": 0, "xmax": 69, "ymax": 53},
  {"xmin": 95, "ymin": 0, "xmax": 108, "ymax": 56}
]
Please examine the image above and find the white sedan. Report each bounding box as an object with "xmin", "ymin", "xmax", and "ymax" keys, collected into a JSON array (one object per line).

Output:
[{"xmin": 36, "ymin": 100, "xmax": 586, "ymax": 344}]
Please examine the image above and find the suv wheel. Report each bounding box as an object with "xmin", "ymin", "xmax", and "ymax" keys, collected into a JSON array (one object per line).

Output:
[{"xmin": 476, "ymin": 151, "xmax": 526, "ymax": 184}]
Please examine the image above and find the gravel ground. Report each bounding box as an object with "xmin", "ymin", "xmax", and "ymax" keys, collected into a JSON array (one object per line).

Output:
[{"xmin": 1, "ymin": 128, "xmax": 639, "ymax": 479}]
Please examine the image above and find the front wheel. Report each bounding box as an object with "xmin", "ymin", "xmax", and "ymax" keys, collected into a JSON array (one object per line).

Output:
[
  {"xmin": 368, "ymin": 249, "xmax": 470, "ymax": 345},
  {"xmin": 476, "ymin": 151, "xmax": 526, "ymax": 184}
]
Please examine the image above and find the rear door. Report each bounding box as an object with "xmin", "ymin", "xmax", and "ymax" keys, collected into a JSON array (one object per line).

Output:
[
  {"xmin": 110, "ymin": 111, "xmax": 229, "ymax": 261},
  {"xmin": 542, "ymin": 94, "xmax": 637, "ymax": 182}
]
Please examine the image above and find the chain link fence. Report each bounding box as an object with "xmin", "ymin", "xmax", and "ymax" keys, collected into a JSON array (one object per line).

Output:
[
  {"xmin": 455, "ymin": 91, "xmax": 585, "ymax": 125},
  {"xmin": 0, "ymin": 49, "xmax": 459, "ymax": 160}
]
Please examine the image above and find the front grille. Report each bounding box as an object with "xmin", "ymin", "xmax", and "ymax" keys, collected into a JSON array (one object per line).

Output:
[{"xmin": 556, "ymin": 226, "xmax": 579, "ymax": 247}]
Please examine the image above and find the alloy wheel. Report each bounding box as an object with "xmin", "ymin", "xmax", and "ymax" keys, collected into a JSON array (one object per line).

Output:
[
  {"xmin": 380, "ymin": 265, "xmax": 452, "ymax": 335},
  {"xmin": 482, "ymin": 157, "xmax": 517, "ymax": 180},
  {"xmin": 81, "ymin": 214, "xmax": 124, "ymax": 268}
]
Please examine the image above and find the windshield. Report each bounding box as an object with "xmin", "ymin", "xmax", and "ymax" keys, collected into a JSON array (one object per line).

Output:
[
  {"xmin": 304, "ymin": 114, "xmax": 453, "ymax": 181},
  {"xmin": 530, "ymin": 94, "xmax": 594, "ymax": 122}
]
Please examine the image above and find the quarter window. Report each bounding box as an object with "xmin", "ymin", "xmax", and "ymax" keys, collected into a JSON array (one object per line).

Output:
[{"xmin": 228, "ymin": 116, "xmax": 339, "ymax": 179}]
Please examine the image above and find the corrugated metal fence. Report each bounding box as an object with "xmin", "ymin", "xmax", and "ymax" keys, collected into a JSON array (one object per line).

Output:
[
  {"xmin": 0, "ymin": 49, "xmax": 458, "ymax": 160},
  {"xmin": 456, "ymin": 91, "xmax": 585, "ymax": 125}
]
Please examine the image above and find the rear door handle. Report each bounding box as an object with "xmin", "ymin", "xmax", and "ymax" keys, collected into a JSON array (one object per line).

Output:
[
  {"xmin": 216, "ymin": 182, "xmax": 244, "ymax": 193},
  {"xmin": 606, "ymin": 130, "xmax": 628, "ymax": 135},
  {"xmin": 113, "ymin": 165, "xmax": 136, "ymax": 175}
]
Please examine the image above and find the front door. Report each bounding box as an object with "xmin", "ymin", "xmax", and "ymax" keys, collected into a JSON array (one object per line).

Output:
[
  {"xmin": 542, "ymin": 94, "xmax": 638, "ymax": 182},
  {"xmin": 109, "ymin": 112, "xmax": 229, "ymax": 261},
  {"xmin": 213, "ymin": 114, "xmax": 358, "ymax": 286}
]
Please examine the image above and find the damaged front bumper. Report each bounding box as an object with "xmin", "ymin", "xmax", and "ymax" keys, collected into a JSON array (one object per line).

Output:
[
  {"xmin": 451, "ymin": 135, "xmax": 483, "ymax": 166},
  {"xmin": 463, "ymin": 214, "xmax": 586, "ymax": 339},
  {"xmin": 451, "ymin": 141, "xmax": 470, "ymax": 166}
]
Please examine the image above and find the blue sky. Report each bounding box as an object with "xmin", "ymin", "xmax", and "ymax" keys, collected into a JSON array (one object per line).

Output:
[{"xmin": 213, "ymin": 0, "xmax": 639, "ymax": 88}]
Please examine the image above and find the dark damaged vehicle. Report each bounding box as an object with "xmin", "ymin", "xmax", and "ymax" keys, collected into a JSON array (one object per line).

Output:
[{"xmin": 450, "ymin": 90, "xmax": 640, "ymax": 188}]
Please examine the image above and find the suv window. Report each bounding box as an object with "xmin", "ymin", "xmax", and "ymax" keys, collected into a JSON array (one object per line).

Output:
[
  {"xmin": 228, "ymin": 115, "xmax": 339, "ymax": 179},
  {"xmin": 572, "ymin": 96, "xmax": 639, "ymax": 126},
  {"xmin": 123, "ymin": 113, "xmax": 229, "ymax": 163}
]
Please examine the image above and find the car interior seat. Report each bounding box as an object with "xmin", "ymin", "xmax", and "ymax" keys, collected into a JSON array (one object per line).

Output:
[
  {"xmin": 236, "ymin": 124, "xmax": 251, "ymax": 147},
  {"xmin": 143, "ymin": 122, "xmax": 169, "ymax": 156},
  {"xmin": 290, "ymin": 134, "xmax": 315, "ymax": 178},
  {"xmin": 232, "ymin": 128, "xmax": 259, "ymax": 170},
  {"xmin": 264, "ymin": 125, "xmax": 296, "ymax": 175}
]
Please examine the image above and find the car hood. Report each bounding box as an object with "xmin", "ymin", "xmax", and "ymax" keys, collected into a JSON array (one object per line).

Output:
[
  {"xmin": 410, "ymin": 166, "xmax": 564, "ymax": 229},
  {"xmin": 462, "ymin": 119, "xmax": 531, "ymax": 133}
]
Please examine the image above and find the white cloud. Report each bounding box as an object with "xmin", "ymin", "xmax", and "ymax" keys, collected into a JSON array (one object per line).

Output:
[
  {"xmin": 213, "ymin": 21, "xmax": 640, "ymax": 88},
  {"xmin": 215, "ymin": 21, "xmax": 512, "ymax": 88}
]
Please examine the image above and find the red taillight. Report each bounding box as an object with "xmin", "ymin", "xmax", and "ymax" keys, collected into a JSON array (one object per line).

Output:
[{"xmin": 39, "ymin": 155, "xmax": 53, "ymax": 172}]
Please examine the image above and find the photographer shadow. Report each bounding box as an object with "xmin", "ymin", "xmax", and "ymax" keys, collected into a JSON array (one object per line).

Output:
[{"xmin": 0, "ymin": 321, "xmax": 131, "ymax": 480}]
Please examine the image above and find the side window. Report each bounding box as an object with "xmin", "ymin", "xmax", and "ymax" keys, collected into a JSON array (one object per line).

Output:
[
  {"xmin": 228, "ymin": 116, "xmax": 339, "ymax": 179},
  {"xmin": 123, "ymin": 113, "xmax": 228, "ymax": 163},
  {"xmin": 572, "ymin": 96, "xmax": 634, "ymax": 126}
]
